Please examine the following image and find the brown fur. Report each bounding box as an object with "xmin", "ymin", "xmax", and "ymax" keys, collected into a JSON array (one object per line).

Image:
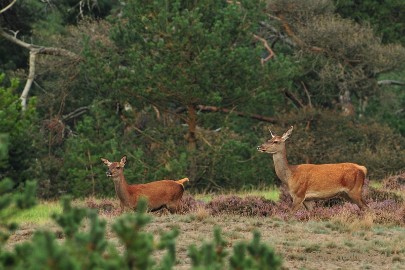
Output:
[
  {"xmin": 101, "ymin": 156, "xmax": 188, "ymax": 212},
  {"xmin": 258, "ymin": 126, "xmax": 368, "ymax": 211}
]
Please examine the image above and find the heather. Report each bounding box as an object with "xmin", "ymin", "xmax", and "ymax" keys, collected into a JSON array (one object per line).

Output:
[{"xmin": 81, "ymin": 174, "xmax": 405, "ymax": 226}]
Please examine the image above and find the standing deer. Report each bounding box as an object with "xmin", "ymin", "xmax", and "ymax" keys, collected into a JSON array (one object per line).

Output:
[
  {"xmin": 257, "ymin": 126, "xmax": 368, "ymax": 211},
  {"xmin": 101, "ymin": 156, "xmax": 189, "ymax": 212}
]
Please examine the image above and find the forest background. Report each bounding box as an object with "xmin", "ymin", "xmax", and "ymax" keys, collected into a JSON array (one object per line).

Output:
[{"xmin": 1, "ymin": 0, "xmax": 404, "ymax": 198}]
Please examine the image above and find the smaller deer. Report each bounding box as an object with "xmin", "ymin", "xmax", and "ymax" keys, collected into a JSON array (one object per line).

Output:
[
  {"xmin": 257, "ymin": 126, "xmax": 368, "ymax": 212},
  {"xmin": 101, "ymin": 156, "xmax": 189, "ymax": 212}
]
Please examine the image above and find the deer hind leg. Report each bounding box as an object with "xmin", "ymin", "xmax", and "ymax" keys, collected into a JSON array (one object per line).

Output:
[
  {"xmin": 347, "ymin": 192, "xmax": 368, "ymax": 210},
  {"xmin": 167, "ymin": 200, "xmax": 181, "ymax": 214},
  {"xmin": 347, "ymin": 172, "xmax": 369, "ymax": 210},
  {"xmin": 303, "ymin": 200, "xmax": 315, "ymax": 211}
]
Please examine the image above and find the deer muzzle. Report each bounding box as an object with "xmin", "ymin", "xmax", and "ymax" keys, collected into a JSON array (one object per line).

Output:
[{"xmin": 257, "ymin": 145, "xmax": 265, "ymax": 152}]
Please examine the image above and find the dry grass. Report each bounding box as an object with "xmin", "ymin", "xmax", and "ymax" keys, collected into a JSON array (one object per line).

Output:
[
  {"xmin": 5, "ymin": 185, "xmax": 405, "ymax": 269},
  {"xmin": 113, "ymin": 212, "xmax": 404, "ymax": 270},
  {"xmin": 6, "ymin": 207, "xmax": 405, "ymax": 269}
]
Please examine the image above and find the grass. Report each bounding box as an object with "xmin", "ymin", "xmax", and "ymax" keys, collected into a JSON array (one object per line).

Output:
[
  {"xmin": 193, "ymin": 186, "xmax": 280, "ymax": 202},
  {"xmin": 5, "ymin": 200, "xmax": 62, "ymax": 225}
]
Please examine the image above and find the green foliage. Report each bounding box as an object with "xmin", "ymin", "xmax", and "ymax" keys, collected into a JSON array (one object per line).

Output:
[
  {"xmin": 113, "ymin": 199, "xmax": 155, "ymax": 269},
  {"xmin": 230, "ymin": 231, "xmax": 282, "ymax": 270},
  {"xmin": 0, "ymin": 74, "xmax": 39, "ymax": 186},
  {"xmin": 0, "ymin": 178, "xmax": 37, "ymax": 246},
  {"xmin": 272, "ymin": 110, "xmax": 405, "ymax": 179},
  {"xmin": 189, "ymin": 227, "xmax": 282, "ymax": 270},
  {"xmin": 109, "ymin": 0, "xmax": 271, "ymax": 108},
  {"xmin": 189, "ymin": 227, "xmax": 227, "ymax": 270},
  {"xmin": 53, "ymin": 197, "xmax": 88, "ymax": 239},
  {"xmin": 334, "ymin": 0, "xmax": 405, "ymax": 45},
  {"xmin": 61, "ymin": 102, "xmax": 124, "ymax": 197},
  {"xmin": 2, "ymin": 1, "xmax": 405, "ymax": 198},
  {"xmin": 0, "ymin": 135, "xmax": 37, "ymax": 250}
]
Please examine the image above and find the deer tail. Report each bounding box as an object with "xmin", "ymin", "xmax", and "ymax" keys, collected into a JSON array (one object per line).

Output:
[{"xmin": 176, "ymin": 177, "xmax": 189, "ymax": 187}]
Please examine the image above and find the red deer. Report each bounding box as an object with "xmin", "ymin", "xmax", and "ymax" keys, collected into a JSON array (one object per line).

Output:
[
  {"xmin": 257, "ymin": 126, "xmax": 368, "ymax": 211},
  {"xmin": 101, "ymin": 156, "xmax": 189, "ymax": 212}
]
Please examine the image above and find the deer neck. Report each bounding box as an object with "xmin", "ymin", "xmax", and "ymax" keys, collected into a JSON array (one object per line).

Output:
[
  {"xmin": 272, "ymin": 147, "xmax": 292, "ymax": 184},
  {"xmin": 112, "ymin": 173, "xmax": 131, "ymax": 204}
]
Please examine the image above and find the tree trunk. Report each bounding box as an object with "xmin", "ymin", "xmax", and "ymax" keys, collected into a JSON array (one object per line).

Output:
[
  {"xmin": 21, "ymin": 51, "xmax": 37, "ymax": 110},
  {"xmin": 186, "ymin": 104, "xmax": 197, "ymax": 151},
  {"xmin": 186, "ymin": 104, "xmax": 197, "ymax": 181}
]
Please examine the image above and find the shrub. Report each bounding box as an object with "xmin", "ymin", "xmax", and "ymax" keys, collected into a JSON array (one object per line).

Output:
[
  {"xmin": 208, "ymin": 195, "xmax": 276, "ymax": 217},
  {"xmin": 0, "ymin": 74, "xmax": 39, "ymax": 187},
  {"xmin": 367, "ymin": 187, "xmax": 403, "ymax": 203},
  {"xmin": 176, "ymin": 194, "xmax": 206, "ymax": 215},
  {"xmin": 382, "ymin": 172, "xmax": 405, "ymax": 190}
]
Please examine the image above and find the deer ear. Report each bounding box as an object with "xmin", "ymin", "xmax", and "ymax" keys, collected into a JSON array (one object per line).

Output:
[
  {"xmin": 101, "ymin": 158, "xmax": 111, "ymax": 166},
  {"xmin": 268, "ymin": 128, "xmax": 275, "ymax": 138},
  {"xmin": 281, "ymin": 126, "xmax": 294, "ymax": 141},
  {"xmin": 120, "ymin": 156, "xmax": 127, "ymax": 167}
]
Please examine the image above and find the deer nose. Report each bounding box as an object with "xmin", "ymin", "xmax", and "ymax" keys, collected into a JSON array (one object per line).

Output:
[{"xmin": 106, "ymin": 170, "xmax": 112, "ymax": 177}]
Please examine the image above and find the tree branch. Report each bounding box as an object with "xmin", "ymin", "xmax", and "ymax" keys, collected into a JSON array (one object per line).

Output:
[
  {"xmin": 0, "ymin": 28, "xmax": 81, "ymax": 110},
  {"xmin": 275, "ymin": 14, "xmax": 324, "ymax": 53},
  {"xmin": 301, "ymin": 81, "xmax": 312, "ymax": 108},
  {"xmin": 377, "ymin": 80, "xmax": 405, "ymax": 86},
  {"xmin": 283, "ymin": 89, "xmax": 304, "ymax": 108},
  {"xmin": 0, "ymin": 0, "xmax": 17, "ymax": 14},
  {"xmin": 253, "ymin": 34, "xmax": 275, "ymax": 64},
  {"xmin": 62, "ymin": 106, "xmax": 89, "ymax": 121},
  {"xmin": 176, "ymin": 105, "xmax": 277, "ymax": 123},
  {"xmin": 0, "ymin": 29, "xmax": 80, "ymax": 59}
]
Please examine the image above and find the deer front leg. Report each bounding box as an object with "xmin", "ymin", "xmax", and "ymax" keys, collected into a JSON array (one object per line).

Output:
[
  {"xmin": 119, "ymin": 201, "xmax": 125, "ymax": 213},
  {"xmin": 291, "ymin": 195, "xmax": 305, "ymax": 212}
]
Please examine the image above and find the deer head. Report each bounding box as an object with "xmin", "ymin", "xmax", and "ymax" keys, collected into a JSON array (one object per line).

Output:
[
  {"xmin": 257, "ymin": 126, "xmax": 293, "ymax": 154},
  {"xmin": 101, "ymin": 156, "xmax": 127, "ymax": 180}
]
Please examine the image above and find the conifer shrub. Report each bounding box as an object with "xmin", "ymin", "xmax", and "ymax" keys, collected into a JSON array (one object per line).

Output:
[{"xmin": 0, "ymin": 179, "xmax": 36, "ymax": 248}]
